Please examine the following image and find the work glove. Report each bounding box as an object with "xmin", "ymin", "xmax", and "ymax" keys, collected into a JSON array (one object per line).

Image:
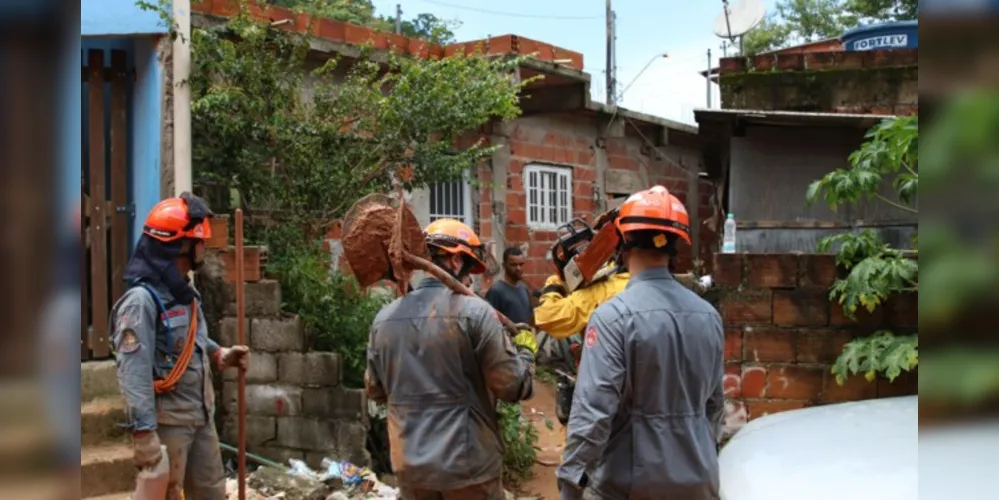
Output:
[
  {"xmin": 132, "ymin": 430, "xmax": 163, "ymax": 470},
  {"xmin": 541, "ymin": 274, "xmax": 568, "ymax": 298},
  {"xmin": 218, "ymin": 345, "xmax": 250, "ymax": 370},
  {"xmin": 511, "ymin": 324, "xmax": 538, "ymax": 355}
]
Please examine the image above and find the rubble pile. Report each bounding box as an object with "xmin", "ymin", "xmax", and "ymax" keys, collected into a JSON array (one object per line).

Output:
[{"xmin": 224, "ymin": 457, "xmax": 399, "ymax": 500}]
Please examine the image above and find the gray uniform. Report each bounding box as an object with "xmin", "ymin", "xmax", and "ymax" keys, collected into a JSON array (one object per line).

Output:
[
  {"xmin": 557, "ymin": 268, "xmax": 725, "ymax": 500},
  {"xmin": 110, "ymin": 281, "xmax": 225, "ymax": 500},
  {"xmin": 365, "ymin": 279, "xmax": 535, "ymax": 495}
]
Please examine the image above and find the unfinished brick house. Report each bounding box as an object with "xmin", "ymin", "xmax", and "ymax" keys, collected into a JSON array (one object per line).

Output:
[{"xmin": 190, "ymin": 2, "xmax": 717, "ymax": 290}]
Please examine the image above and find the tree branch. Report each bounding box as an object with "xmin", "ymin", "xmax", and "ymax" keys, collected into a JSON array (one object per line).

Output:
[
  {"xmin": 902, "ymin": 162, "xmax": 917, "ymax": 177},
  {"xmin": 876, "ymin": 193, "xmax": 918, "ymax": 214}
]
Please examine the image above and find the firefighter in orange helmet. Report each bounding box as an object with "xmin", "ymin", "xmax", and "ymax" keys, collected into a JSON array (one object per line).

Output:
[
  {"xmin": 110, "ymin": 192, "xmax": 250, "ymax": 500},
  {"xmin": 557, "ymin": 186, "xmax": 724, "ymax": 500},
  {"xmin": 364, "ymin": 218, "xmax": 536, "ymax": 499}
]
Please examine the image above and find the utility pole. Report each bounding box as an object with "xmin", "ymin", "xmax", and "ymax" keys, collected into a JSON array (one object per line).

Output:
[
  {"xmin": 706, "ymin": 48, "xmax": 712, "ymax": 108},
  {"xmin": 395, "ymin": 4, "xmax": 402, "ymax": 35},
  {"xmin": 605, "ymin": 0, "xmax": 616, "ymax": 106},
  {"xmin": 721, "ymin": 40, "xmax": 729, "ymax": 58}
]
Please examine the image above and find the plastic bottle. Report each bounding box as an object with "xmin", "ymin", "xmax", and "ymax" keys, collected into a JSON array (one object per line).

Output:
[
  {"xmin": 722, "ymin": 213, "xmax": 737, "ymax": 254},
  {"xmin": 132, "ymin": 445, "xmax": 169, "ymax": 500}
]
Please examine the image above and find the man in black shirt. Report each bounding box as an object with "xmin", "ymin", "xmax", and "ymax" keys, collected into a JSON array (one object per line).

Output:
[{"xmin": 485, "ymin": 247, "xmax": 534, "ymax": 326}]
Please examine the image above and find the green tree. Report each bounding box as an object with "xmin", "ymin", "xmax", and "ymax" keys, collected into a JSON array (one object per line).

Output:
[
  {"xmin": 806, "ymin": 116, "xmax": 919, "ymax": 385},
  {"xmin": 739, "ymin": 0, "xmax": 918, "ymax": 55}
]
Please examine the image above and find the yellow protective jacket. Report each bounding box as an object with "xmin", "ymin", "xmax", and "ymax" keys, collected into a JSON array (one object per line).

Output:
[{"xmin": 535, "ymin": 269, "xmax": 630, "ymax": 339}]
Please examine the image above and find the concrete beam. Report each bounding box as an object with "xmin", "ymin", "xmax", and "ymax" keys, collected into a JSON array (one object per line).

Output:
[{"xmin": 520, "ymin": 83, "xmax": 588, "ymax": 115}]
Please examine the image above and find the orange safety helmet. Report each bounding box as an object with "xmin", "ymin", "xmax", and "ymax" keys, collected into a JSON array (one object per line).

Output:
[
  {"xmin": 615, "ymin": 185, "xmax": 691, "ymax": 245},
  {"xmin": 142, "ymin": 193, "xmax": 214, "ymax": 243},
  {"xmin": 424, "ymin": 218, "xmax": 487, "ymax": 274}
]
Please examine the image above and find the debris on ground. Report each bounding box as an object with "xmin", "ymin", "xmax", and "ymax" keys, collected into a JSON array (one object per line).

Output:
[{"xmin": 227, "ymin": 456, "xmax": 400, "ymax": 500}]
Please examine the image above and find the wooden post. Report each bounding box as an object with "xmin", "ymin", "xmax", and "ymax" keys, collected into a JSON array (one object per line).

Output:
[{"xmin": 234, "ymin": 209, "xmax": 247, "ymax": 500}]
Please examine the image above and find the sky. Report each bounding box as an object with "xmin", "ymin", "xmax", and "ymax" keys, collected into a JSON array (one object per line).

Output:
[{"xmin": 370, "ymin": 0, "xmax": 778, "ymax": 125}]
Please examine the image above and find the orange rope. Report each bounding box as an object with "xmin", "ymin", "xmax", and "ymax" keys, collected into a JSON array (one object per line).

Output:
[{"xmin": 153, "ymin": 305, "xmax": 198, "ymax": 394}]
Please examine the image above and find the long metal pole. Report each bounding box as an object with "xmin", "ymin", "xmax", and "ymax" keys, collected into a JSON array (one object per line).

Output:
[
  {"xmin": 707, "ymin": 48, "xmax": 712, "ymax": 108},
  {"xmin": 605, "ymin": 0, "xmax": 614, "ymax": 105},
  {"xmin": 235, "ymin": 209, "xmax": 247, "ymax": 500},
  {"xmin": 395, "ymin": 4, "xmax": 402, "ymax": 34}
]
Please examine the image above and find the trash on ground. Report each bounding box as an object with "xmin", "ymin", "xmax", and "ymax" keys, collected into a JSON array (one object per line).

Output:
[{"xmin": 230, "ymin": 455, "xmax": 400, "ymax": 500}]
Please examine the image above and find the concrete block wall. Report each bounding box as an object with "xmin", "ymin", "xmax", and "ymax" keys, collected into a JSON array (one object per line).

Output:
[
  {"xmin": 711, "ymin": 252, "xmax": 918, "ymax": 437},
  {"xmin": 217, "ymin": 283, "xmax": 370, "ymax": 469}
]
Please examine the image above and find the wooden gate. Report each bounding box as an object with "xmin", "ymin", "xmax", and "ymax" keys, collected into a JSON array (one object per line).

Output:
[{"xmin": 82, "ymin": 49, "xmax": 130, "ymax": 360}]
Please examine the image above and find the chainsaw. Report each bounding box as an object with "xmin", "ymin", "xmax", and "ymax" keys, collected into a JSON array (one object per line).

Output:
[{"xmin": 552, "ymin": 208, "xmax": 622, "ymax": 293}]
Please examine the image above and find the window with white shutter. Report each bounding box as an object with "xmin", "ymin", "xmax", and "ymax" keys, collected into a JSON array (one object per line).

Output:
[
  {"xmin": 524, "ymin": 164, "xmax": 573, "ymax": 230},
  {"xmin": 428, "ymin": 171, "xmax": 473, "ymax": 226}
]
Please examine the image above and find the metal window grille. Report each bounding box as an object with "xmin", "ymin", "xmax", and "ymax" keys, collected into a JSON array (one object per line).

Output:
[
  {"xmin": 428, "ymin": 172, "xmax": 473, "ymax": 225},
  {"xmin": 525, "ymin": 164, "xmax": 573, "ymax": 229}
]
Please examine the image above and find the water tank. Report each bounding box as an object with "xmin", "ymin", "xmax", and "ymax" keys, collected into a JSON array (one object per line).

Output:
[{"xmin": 841, "ymin": 20, "xmax": 918, "ymax": 51}]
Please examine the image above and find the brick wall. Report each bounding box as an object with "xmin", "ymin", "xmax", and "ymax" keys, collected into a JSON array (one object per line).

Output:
[
  {"xmin": 718, "ymin": 49, "xmax": 918, "ymax": 114},
  {"xmin": 712, "ymin": 253, "xmax": 918, "ymax": 437},
  {"xmin": 480, "ymin": 115, "xmax": 714, "ymax": 291}
]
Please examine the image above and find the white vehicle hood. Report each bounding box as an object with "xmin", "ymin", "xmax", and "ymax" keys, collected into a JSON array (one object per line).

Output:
[{"xmin": 719, "ymin": 396, "xmax": 918, "ymax": 500}]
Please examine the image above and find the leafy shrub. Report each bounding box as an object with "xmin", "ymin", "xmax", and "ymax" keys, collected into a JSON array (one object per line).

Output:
[
  {"xmin": 807, "ymin": 116, "xmax": 919, "ymax": 385},
  {"xmin": 497, "ymin": 401, "xmax": 538, "ymax": 485}
]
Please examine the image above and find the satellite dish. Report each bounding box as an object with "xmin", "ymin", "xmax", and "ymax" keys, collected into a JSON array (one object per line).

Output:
[{"xmin": 713, "ymin": 0, "xmax": 766, "ymax": 40}]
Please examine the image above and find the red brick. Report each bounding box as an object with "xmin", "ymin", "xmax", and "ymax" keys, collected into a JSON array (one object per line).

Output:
[
  {"xmin": 829, "ymin": 301, "xmax": 885, "ymax": 327},
  {"xmin": 506, "ymin": 225, "xmax": 529, "ymax": 242},
  {"xmin": 206, "ymin": 216, "xmax": 230, "ymax": 249},
  {"xmin": 479, "ymin": 220, "xmax": 492, "ymax": 238},
  {"xmin": 892, "ymin": 49, "xmax": 918, "ymax": 67},
  {"xmin": 479, "ymin": 202, "xmax": 493, "ymax": 220},
  {"xmin": 741, "ymin": 365, "xmax": 768, "ymax": 398},
  {"xmin": 719, "ymin": 57, "xmax": 747, "ymax": 74},
  {"xmin": 509, "ymin": 160, "xmax": 524, "ymax": 175},
  {"xmin": 805, "ymin": 51, "xmax": 835, "ymax": 70},
  {"xmin": 508, "ymin": 174, "xmax": 524, "ymax": 192},
  {"xmin": 221, "ymin": 246, "xmax": 263, "ymax": 283},
  {"xmin": 576, "ymin": 167, "xmax": 597, "ymax": 182},
  {"xmin": 833, "ymin": 51, "xmax": 865, "ymax": 70},
  {"xmin": 507, "ymin": 208, "xmax": 526, "ymax": 226},
  {"xmin": 747, "ymin": 399, "xmax": 808, "ymax": 420},
  {"xmin": 724, "ymin": 364, "xmax": 742, "ymax": 397},
  {"xmin": 796, "ymin": 330, "xmax": 856, "ymax": 364},
  {"xmin": 876, "ymin": 370, "xmax": 918, "ymax": 398},
  {"xmin": 773, "ymin": 289, "xmax": 829, "ymax": 327},
  {"xmin": 776, "ymin": 53, "xmax": 804, "ymax": 71},
  {"xmin": 745, "ymin": 254, "xmax": 798, "ymax": 288},
  {"xmin": 532, "ymin": 230, "xmax": 558, "ymax": 243},
  {"xmin": 574, "ymin": 197, "xmax": 595, "ymax": 213},
  {"xmin": 713, "ymin": 253, "xmax": 744, "ymax": 286},
  {"xmin": 751, "ymin": 54, "xmax": 776, "ymax": 72},
  {"xmin": 604, "ymin": 140, "xmax": 627, "ymax": 156},
  {"xmin": 744, "ymin": 329, "xmax": 796, "ymax": 363},
  {"xmin": 823, "ymin": 371, "xmax": 877, "ymax": 402},
  {"xmin": 884, "ymin": 292, "xmax": 918, "ymax": 329},
  {"xmin": 573, "ymin": 181, "xmax": 593, "ymax": 198},
  {"xmin": 724, "ymin": 329, "xmax": 743, "ymax": 361},
  {"xmin": 608, "ymin": 155, "xmax": 639, "ymax": 171},
  {"xmin": 577, "ymin": 150, "xmax": 594, "ymax": 165},
  {"xmin": 767, "ymin": 366, "xmax": 824, "ymax": 400},
  {"xmin": 720, "ymin": 290, "xmax": 772, "ymax": 326},
  {"xmin": 800, "ymin": 254, "xmax": 838, "ymax": 288},
  {"xmin": 527, "ymin": 244, "xmax": 549, "ymax": 259}
]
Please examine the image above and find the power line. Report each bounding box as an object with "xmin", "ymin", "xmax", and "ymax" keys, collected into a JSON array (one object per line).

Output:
[{"xmin": 414, "ymin": 0, "xmax": 602, "ymax": 20}]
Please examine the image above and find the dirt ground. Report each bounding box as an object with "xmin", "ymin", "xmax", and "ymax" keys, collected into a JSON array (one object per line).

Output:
[{"xmin": 517, "ymin": 380, "xmax": 563, "ymax": 499}]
